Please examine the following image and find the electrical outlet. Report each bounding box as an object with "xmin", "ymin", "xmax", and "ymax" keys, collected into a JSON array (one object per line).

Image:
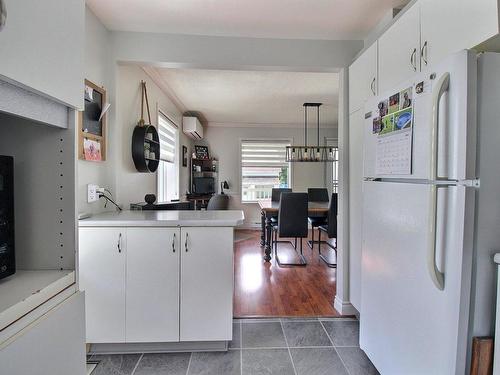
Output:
[{"xmin": 87, "ymin": 184, "xmax": 99, "ymax": 203}]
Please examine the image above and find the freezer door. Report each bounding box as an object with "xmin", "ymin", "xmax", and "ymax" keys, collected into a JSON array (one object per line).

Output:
[
  {"xmin": 363, "ymin": 50, "xmax": 476, "ymax": 181},
  {"xmin": 360, "ymin": 181, "xmax": 473, "ymax": 375}
]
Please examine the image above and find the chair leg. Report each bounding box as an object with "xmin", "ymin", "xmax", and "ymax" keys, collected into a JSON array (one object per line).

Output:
[
  {"xmin": 318, "ymin": 230, "xmax": 322, "ymax": 254},
  {"xmin": 318, "ymin": 231, "xmax": 337, "ymax": 268},
  {"xmin": 309, "ymin": 227, "xmax": 335, "ymax": 250},
  {"xmin": 307, "ymin": 227, "xmax": 315, "ymax": 249},
  {"xmin": 275, "ymin": 236, "xmax": 307, "ymax": 267}
]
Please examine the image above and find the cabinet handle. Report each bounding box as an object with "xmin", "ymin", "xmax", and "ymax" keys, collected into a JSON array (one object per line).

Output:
[
  {"xmin": 410, "ymin": 48, "xmax": 417, "ymax": 72},
  {"xmin": 370, "ymin": 77, "xmax": 376, "ymax": 95},
  {"xmin": 172, "ymin": 233, "xmax": 176, "ymax": 253},
  {"xmin": 421, "ymin": 41, "xmax": 428, "ymax": 67},
  {"xmin": 117, "ymin": 233, "xmax": 122, "ymax": 253},
  {"xmin": 185, "ymin": 233, "xmax": 189, "ymax": 252}
]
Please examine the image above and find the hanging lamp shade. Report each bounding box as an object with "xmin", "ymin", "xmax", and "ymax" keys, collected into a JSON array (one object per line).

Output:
[{"xmin": 285, "ymin": 103, "xmax": 335, "ymax": 162}]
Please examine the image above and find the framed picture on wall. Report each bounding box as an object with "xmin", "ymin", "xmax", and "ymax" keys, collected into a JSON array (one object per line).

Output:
[
  {"xmin": 194, "ymin": 145, "xmax": 209, "ymax": 160},
  {"xmin": 182, "ymin": 145, "xmax": 188, "ymax": 167},
  {"xmin": 78, "ymin": 79, "xmax": 108, "ymax": 161}
]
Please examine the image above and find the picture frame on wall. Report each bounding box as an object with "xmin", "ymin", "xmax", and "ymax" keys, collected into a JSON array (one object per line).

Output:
[
  {"xmin": 194, "ymin": 145, "xmax": 209, "ymax": 160},
  {"xmin": 78, "ymin": 79, "xmax": 108, "ymax": 161},
  {"xmin": 182, "ymin": 145, "xmax": 188, "ymax": 167}
]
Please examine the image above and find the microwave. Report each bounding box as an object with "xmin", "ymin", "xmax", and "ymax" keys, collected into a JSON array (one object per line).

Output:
[{"xmin": 0, "ymin": 155, "xmax": 15, "ymax": 280}]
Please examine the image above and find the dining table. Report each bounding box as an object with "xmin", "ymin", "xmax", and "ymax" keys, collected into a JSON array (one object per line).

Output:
[{"xmin": 258, "ymin": 199, "xmax": 330, "ymax": 262}]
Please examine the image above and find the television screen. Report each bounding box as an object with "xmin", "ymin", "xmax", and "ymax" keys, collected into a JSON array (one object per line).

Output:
[{"xmin": 193, "ymin": 177, "xmax": 215, "ymax": 194}]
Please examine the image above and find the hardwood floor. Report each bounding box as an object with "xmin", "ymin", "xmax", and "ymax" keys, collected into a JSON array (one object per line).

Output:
[{"xmin": 233, "ymin": 229, "xmax": 341, "ymax": 318}]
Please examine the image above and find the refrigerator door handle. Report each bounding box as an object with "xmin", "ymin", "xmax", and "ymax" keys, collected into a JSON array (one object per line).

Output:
[
  {"xmin": 430, "ymin": 72, "xmax": 450, "ymax": 181},
  {"xmin": 428, "ymin": 185, "xmax": 445, "ymax": 290}
]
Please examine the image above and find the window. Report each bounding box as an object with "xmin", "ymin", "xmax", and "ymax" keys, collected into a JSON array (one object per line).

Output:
[
  {"xmin": 157, "ymin": 111, "xmax": 179, "ymax": 202},
  {"xmin": 241, "ymin": 140, "xmax": 291, "ymax": 202}
]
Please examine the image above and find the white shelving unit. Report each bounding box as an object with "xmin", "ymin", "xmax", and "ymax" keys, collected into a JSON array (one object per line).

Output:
[
  {"xmin": 0, "ymin": 79, "xmax": 82, "ymax": 371},
  {"xmin": 0, "ymin": 270, "xmax": 75, "ymax": 331}
]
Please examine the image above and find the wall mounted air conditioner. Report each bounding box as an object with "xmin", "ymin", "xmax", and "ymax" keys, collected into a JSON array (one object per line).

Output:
[{"xmin": 182, "ymin": 116, "xmax": 204, "ymax": 140}]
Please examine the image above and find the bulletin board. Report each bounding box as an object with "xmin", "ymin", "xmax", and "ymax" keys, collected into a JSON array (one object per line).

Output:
[{"xmin": 78, "ymin": 79, "xmax": 107, "ymax": 161}]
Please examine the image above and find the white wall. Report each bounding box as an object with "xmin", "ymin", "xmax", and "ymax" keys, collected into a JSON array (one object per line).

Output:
[
  {"xmin": 78, "ymin": 7, "xmax": 114, "ymax": 215},
  {"xmin": 114, "ymin": 65, "xmax": 193, "ymax": 207},
  {"xmin": 202, "ymin": 125, "xmax": 337, "ymax": 226}
]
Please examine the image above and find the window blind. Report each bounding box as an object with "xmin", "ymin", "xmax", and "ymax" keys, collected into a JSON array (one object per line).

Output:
[
  {"xmin": 158, "ymin": 112, "xmax": 177, "ymax": 163},
  {"xmin": 241, "ymin": 140, "xmax": 290, "ymax": 168}
]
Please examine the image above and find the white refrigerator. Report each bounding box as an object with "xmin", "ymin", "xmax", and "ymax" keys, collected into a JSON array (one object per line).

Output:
[{"xmin": 360, "ymin": 50, "xmax": 480, "ymax": 375}]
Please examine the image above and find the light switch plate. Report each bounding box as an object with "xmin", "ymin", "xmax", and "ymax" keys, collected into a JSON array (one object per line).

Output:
[{"xmin": 87, "ymin": 184, "xmax": 99, "ymax": 203}]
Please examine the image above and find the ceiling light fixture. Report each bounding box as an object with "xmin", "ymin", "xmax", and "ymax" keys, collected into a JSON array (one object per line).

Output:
[{"xmin": 285, "ymin": 103, "xmax": 335, "ymax": 162}]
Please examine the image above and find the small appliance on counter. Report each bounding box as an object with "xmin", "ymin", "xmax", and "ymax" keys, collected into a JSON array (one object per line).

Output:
[{"xmin": 0, "ymin": 155, "xmax": 15, "ymax": 280}]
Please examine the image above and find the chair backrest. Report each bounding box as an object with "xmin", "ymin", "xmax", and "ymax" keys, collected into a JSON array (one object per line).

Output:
[
  {"xmin": 326, "ymin": 193, "xmax": 338, "ymax": 238},
  {"xmin": 207, "ymin": 194, "xmax": 230, "ymax": 210},
  {"xmin": 271, "ymin": 188, "xmax": 292, "ymax": 202},
  {"xmin": 307, "ymin": 188, "xmax": 329, "ymax": 202},
  {"xmin": 278, "ymin": 192, "xmax": 308, "ymax": 238}
]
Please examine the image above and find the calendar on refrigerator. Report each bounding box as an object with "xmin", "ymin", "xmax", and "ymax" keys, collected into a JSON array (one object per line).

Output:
[{"xmin": 375, "ymin": 128, "xmax": 412, "ymax": 175}]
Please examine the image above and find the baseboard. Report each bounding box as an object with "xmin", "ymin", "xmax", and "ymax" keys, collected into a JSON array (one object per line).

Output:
[
  {"xmin": 89, "ymin": 341, "xmax": 228, "ymax": 355},
  {"xmin": 334, "ymin": 295, "xmax": 359, "ymax": 316},
  {"xmin": 238, "ymin": 223, "xmax": 261, "ymax": 230}
]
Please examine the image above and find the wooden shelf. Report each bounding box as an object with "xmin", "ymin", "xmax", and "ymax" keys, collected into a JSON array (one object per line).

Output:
[
  {"xmin": 0, "ymin": 270, "xmax": 75, "ymax": 331},
  {"xmin": 144, "ymin": 138, "xmax": 159, "ymax": 145}
]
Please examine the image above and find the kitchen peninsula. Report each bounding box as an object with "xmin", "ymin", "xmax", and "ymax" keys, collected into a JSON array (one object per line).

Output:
[{"xmin": 78, "ymin": 210, "xmax": 244, "ymax": 353}]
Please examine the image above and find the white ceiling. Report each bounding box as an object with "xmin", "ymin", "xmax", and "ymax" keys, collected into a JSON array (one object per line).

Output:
[
  {"xmin": 151, "ymin": 68, "xmax": 338, "ymax": 127},
  {"xmin": 87, "ymin": 0, "xmax": 408, "ymax": 40}
]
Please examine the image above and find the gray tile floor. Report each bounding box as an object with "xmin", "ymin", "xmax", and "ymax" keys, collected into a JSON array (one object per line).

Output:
[{"xmin": 88, "ymin": 318, "xmax": 379, "ymax": 375}]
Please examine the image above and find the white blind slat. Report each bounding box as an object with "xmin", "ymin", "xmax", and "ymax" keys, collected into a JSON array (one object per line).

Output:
[
  {"xmin": 241, "ymin": 140, "xmax": 290, "ymax": 168},
  {"xmin": 159, "ymin": 113, "xmax": 177, "ymax": 163}
]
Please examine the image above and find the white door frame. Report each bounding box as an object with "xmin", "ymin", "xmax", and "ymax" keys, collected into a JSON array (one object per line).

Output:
[{"xmin": 335, "ymin": 68, "xmax": 357, "ymax": 316}]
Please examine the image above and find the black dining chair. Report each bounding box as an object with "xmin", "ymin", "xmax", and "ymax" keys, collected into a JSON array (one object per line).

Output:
[
  {"xmin": 269, "ymin": 187, "xmax": 292, "ymax": 228},
  {"xmin": 307, "ymin": 188, "xmax": 330, "ymax": 249},
  {"xmin": 317, "ymin": 193, "xmax": 338, "ymax": 267},
  {"xmin": 272, "ymin": 192, "xmax": 308, "ymax": 267}
]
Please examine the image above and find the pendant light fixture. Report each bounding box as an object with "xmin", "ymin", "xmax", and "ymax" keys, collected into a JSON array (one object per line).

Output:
[{"xmin": 285, "ymin": 103, "xmax": 336, "ymax": 162}]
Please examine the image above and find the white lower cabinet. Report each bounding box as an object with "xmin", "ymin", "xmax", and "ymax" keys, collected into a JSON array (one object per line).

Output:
[
  {"xmin": 79, "ymin": 226, "xmax": 234, "ymax": 344},
  {"xmin": 79, "ymin": 228, "xmax": 126, "ymax": 343},
  {"xmin": 126, "ymin": 228, "xmax": 180, "ymax": 342},
  {"xmin": 180, "ymin": 227, "xmax": 234, "ymax": 341}
]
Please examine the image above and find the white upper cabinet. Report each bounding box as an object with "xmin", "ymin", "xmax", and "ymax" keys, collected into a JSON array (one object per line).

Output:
[
  {"xmin": 0, "ymin": 0, "xmax": 84, "ymax": 109},
  {"xmin": 421, "ymin": 0, "xmax": 500, "ymax": 69},
  {"xmin": 378, "ymin": 4, "xmax": 421, "ymax": 94},
  {"xmin": 349, "ymin": 42, "xmax": 378, "ymax": 114}
]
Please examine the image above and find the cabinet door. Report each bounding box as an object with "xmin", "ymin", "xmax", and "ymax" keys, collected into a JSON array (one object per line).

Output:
[
  {"xmin": 349, "ymin": 42, "xmax": 378, "ymax": 114},
  {"xmin": 126, "ymin": 228, "xmax": 180, "ymax": 342},
  {"xmin": 0, "ymin": 0, "xmax": 84, "ymax": 108},
  {"xmin": 79, "ymin": 228, "xmax": 126, "ymax": 343},
  {"xmin": 421, "ymin": 0, "xmax": 499, "ymax": 69},
  {"xmin": 180, "ymin": 227, "xmax": 234, "ymax": 341},
  {"xmin": 378, "ymin": 4, "xmax": 420, "ymax": 94},
  {"xmin": 348, "ymin": 109, "xmax": 364, "ymax": 311}
]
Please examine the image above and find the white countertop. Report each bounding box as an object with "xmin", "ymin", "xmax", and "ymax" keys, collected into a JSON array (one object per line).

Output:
[{"xmin": 78, "ymin": 210, "xmax": 245, "ymax": 227}]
